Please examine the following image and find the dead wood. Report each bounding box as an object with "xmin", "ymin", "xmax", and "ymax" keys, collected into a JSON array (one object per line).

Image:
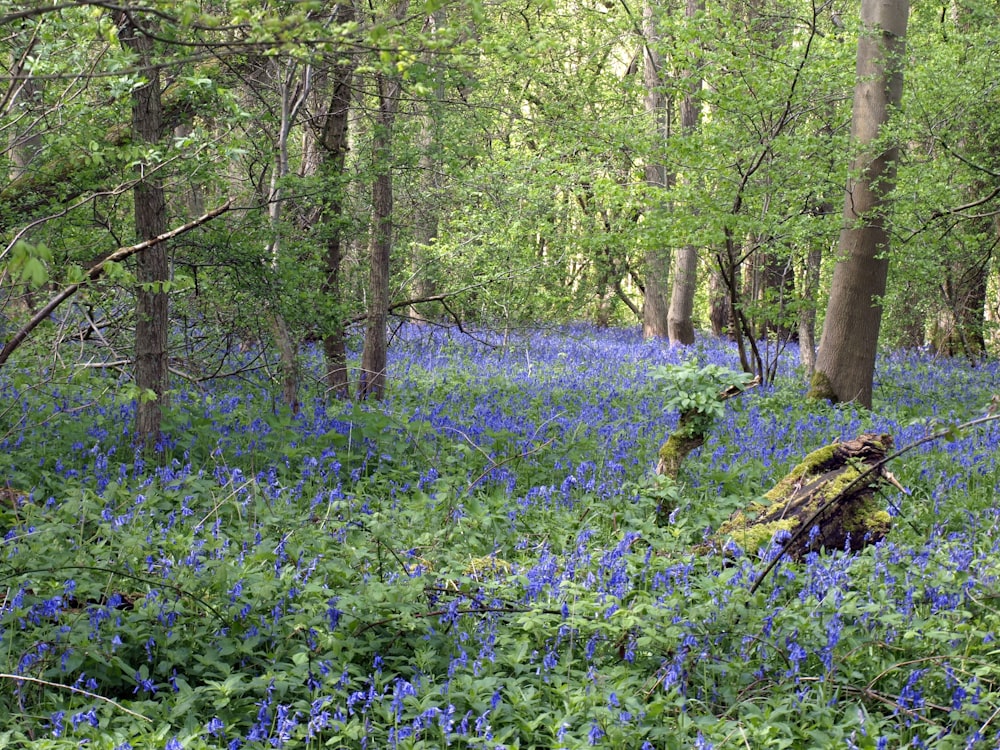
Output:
[{"xmin": 713, "ymin": 433, "xmax": 897, "ymax": 561}]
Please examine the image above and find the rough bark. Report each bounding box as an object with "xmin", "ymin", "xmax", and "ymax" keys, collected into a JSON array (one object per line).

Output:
[
  {"xmin": 811, "ymin": 0, "xmax": 910, "ymax": 408},
  {"xmin": 116, "ymin": 11, "xmax": 169, "ymax": 450},
  {"xmin": 641, "ymin": 0, "xmax": 670, "ymax": 340},
  {"xmin": 311, "ymin": 6, "xmax": 355, "ymax": 399},
  {"xmin": 359, "ymin": 70, "xmax": 401, "ymax": 400},
  {"xmin": 713, "ymin": 434, "xmax": 896, "ymax": 560},
  {"xmin": 666, "ymin": 0, "xmax": 703, "ymax": 346}
]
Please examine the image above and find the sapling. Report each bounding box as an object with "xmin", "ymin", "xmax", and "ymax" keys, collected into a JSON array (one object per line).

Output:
[{"xmin": 651, "ymin": 361, "xmax": 755, "ymax": 482}]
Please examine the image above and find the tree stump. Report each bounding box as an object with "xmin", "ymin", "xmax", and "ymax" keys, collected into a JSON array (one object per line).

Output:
[
  {"xmin": 713, "ymin": 433, "xmax": 896, "ymax": 560},
  {"xmin": 656, "ymin": 410, "xmax": 707, "ymax": 479}
]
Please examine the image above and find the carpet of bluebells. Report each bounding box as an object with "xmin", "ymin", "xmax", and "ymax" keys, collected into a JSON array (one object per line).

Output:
[{"xmin": 3, "ymin": 324, "xmax": 1000, "ymax": 749}]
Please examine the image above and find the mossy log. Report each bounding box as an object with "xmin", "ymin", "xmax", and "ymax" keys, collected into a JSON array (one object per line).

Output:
[
  {"xmin": 713, "ymin": 433, "xmax": 897, "ymax": 560},
  {"xmin": 656, "ymin": 410, "xmax": 705, "ymax": 479}
]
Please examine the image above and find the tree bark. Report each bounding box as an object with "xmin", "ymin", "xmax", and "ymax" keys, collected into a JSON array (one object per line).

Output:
[
  {"xmin": 312, "ymin": 4, "xmax": 356, "ymax": 399},
  {"xmin": 6, "ymin": 29, "xmax": 44, "ymax": 313},
  {"xmin": 641, "ymin": 0, "xmax": 670, "ymax": 340},
  {"xmin": 811, "ymin": 0, "xmax": 910, "ymax": 407},
  {"xmin": 263, "ymin": 57, "xmax": 311, "ymax": 412},
  {"xmin": 116, "ymin": 11, "xmax": 169, "ymax": 450},
  {"xmin": 708, "ymin": 265, "xmax": 730, "ymax": 338},
  {"xmin": 666, "ymin": 0, "xmax": 703, "ymax": 346},
  {"xmin": 713, "ymin": 434, "xmax": 895, "ymax": 560},
  {"xmin": 797, "ymin": 243, "xmax": 822, "ymax": 377},
  {"xmin": 359, "ymin": 70, "xmax": 401, "ymax": 400}
]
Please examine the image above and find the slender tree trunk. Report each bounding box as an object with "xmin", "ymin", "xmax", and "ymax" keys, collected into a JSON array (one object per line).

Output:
[
  {"xmin": 641, "ymin": 0, "xmax": 670, "ymax": 340},
  {"xmin": 934, "ymin": 250, "xmax": 990, "ymax": 360},
  {"xmin": 359, "ymin": 71, "xmax": 401, "ymax": 400},
  {"xmin": 7, "ymin": 32, "xmax": 43, "ymax": 314},
  {"xmin": 117, "ymin": 12, "xmax": 169, "ymax": 449},
  {"xmin": 798, "ymin": 243, "xmax": 822, "ymax": 376},
  {"xmin": 666, "ymin": 0, "xmax": 703, "ymax": 346},
  {"xmin": 810, "ymin": 0, "xmax": 909, "ymax": 408},
  {"xmin": 264, "ymin": 58, "xmax": 310, "ymax": 413},
  {"xmin": 312, "ymin": 6, "xmax": 355, "ymax": 399},
  {"xmin": 8, "ymin": 79, "xmax": 41, "ymax": 180},
  {"xmin": 173, "ymin": 124, "xmax": 204, "ymax": 217},
  {"xmin": 668, "ymin": 247, "xmax": 697, "ymax": 344},
  {"xmin": 708, "ymin": 265, "xmax": 730, "ymax": 337}
]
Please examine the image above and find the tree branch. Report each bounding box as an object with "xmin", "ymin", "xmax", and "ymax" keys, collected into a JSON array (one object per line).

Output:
[{"xmin": 0, "ymin": 200, "xmax": 231, "ymax": 369}]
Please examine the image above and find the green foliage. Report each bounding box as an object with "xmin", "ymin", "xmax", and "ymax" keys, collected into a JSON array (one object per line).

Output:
[
  {"xmin": 650, "ymin": 361, "xmax": 754, "ymax": 436},
  {"xmin": 7, "ymin": 240, "xmax": 53, "ymax": 288},
  {"xmin": 4, "ymin": 331, "xmax": 1000, "ymax": 748}
]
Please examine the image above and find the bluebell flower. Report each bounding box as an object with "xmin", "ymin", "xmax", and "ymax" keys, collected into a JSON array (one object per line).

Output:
[
  {"xmin": 203, "ymin": 716, "xmax": 226, "ymax": 738},
  {"xmin": 49, "ymin": 710, "xmax": 65, "ymax": 738},
  {"xmin": 588, "ymin": 721, "xmax": 605, "ymax": 746}
]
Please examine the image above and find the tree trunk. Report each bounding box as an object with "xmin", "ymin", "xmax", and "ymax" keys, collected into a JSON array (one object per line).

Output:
[
  {"xmin": 797, "ymin": 243, "xmax": 822, "ymax": 377},
  {"xmin": 810, "ymin": 0, "xmax": 909, "ymax": 408},
  {"xmin": 8, "ymin": 75, "xmax": 42, "ymax": 181},
  {"xmin": 641, "ymin": 0, "xmax": 670, "ymax": 340},
  {"xmin": 359, "ymin": 71, "xmax": 401, "ymax": 400},
  {"xmin": 668, "ymin": 247, "xmax": 697, "ymax": 345},
  {"xmin": 933, "ymin": 261, "xmax": 989, "ymax": 360},
  {"xmin": 666, "ymin": 0, "xmax": 703, "ymax": 346},
  {"xmin": 312, "ymin": 3, "xmax": 355, "ymax": 399},
  {"xmin": 117, "ymin": 11, "xmax": 169, "ymax": 450},
  {"xmin": 263, "ymin": 57, "xmax": 310, "ymax": 413},
  {"xmin": 6, "ymin": 32, "xmax": 44, "ymax": 314},
  {"xmin": 708, "ymin": 265, "xmax": 730, "ymax": 338}
]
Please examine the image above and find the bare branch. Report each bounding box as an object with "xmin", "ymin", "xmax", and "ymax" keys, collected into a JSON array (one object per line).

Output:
[{"xmin": 0, "ymin": 200, "xmax": 231, "ymax": 369}]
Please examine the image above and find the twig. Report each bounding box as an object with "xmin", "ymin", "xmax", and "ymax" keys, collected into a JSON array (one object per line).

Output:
[{"xmin": 0, "ymin": 673, "xmax": 151, "ymax": 722}]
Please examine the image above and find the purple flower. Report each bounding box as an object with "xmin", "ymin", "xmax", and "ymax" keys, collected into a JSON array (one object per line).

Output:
[
  {"xmin": 588, "ymin": 721, "xmax": 605, "ymax": 745},
  {"xmin": 49, "ymin": 711, "xmax": 65, "ymax": 738}
]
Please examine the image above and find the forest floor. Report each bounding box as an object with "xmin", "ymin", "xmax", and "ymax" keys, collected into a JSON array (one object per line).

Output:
[{"xmin": 2, "ymin": 325, "xmax": 999, "ymax": 749}]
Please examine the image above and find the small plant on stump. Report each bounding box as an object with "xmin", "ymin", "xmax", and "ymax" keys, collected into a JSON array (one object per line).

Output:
[{"xmin": 651, "ymin": 362, "xmax": 754, "ymax": 521}]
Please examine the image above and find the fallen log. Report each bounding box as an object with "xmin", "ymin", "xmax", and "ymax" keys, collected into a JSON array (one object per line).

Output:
[{"xmin": 713, "ymin": 433, "xmax": 898, "ymax": 560}]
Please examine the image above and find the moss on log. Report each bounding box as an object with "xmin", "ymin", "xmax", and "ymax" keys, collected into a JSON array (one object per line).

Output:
[
  {"xmin": 656, "ymin": 410, "xmax": 705, "ymax": 479},
  {"xmin": 713, "ymin": 433, "xmax": 895, "ymax": 560}
]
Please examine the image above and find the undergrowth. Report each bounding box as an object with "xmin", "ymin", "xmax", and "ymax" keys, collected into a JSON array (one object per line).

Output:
[{"xmin": 1, "ymin": 325, "xmax": 1000, "ymax": 748}]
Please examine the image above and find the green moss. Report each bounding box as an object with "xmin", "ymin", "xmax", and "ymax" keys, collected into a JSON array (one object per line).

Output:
[
  {"xmin": 822, "ymin": 466, "xmax": 864, "ymax": 499},
  {"xmin": 807, "ymin": 370, "xmax": 838, "ymax": 404},
  {"xmin": 844, "ymin": 502, "xmax": 892, "ymax": 537},
  {"xmin": 719, "ymin": 517, "xmax": 797, "ymax": 555},
  {"xmin": 715, "ymin": 440, "xmax": 894, "ymax": 556},
  {"xmin": 764, "ymin": 443, "xmax": 839, "ymax": 502},
  {"xmin": 657, "ymin": 413, "xmax": 707, "ymax": 479}
]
